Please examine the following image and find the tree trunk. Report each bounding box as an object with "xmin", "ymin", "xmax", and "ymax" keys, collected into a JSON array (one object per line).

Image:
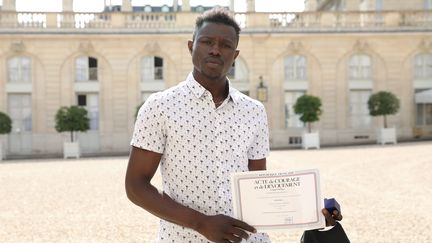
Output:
[
  {"xmin": 70, "ymin": 131, "xmax": 74, "ymax": 142},
  {"xmin": 384, "ymin": 115, "xmax": 388, "ymax": 128},
  {"xmin": 308, "ymin": 122, "xmax": 312, "ymax": 133}
]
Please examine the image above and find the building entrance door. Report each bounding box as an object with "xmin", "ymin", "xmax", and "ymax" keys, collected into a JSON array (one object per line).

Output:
[{"xmin": 8, "ymin": 94, "xmax": 32, "ymax": 155}]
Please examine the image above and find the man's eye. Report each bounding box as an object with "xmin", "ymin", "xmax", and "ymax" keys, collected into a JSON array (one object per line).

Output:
[{"xmin": 201, "ymin": 40, "xmax": 212, "ymax": 45}]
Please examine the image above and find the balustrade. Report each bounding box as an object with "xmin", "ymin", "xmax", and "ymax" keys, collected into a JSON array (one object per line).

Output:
[{"xmin": 0, "ymin": 10, "xmax": 431, "ymax": 32}]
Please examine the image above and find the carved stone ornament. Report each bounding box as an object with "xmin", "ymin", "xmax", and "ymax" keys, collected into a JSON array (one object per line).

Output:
[
  {"xmin": 287, "ymin": 40, "xmax": 303, "ymax": 54},
  {"xmin": 78, "ymin": 41, "xmax": 94, "ymax": 53},
  {"xmin": 144, "ymin": 42, "xmax": 161, "ymax": 54},
  {"xmin": 10, "ymin": 41, "xmax": 25, "ymax": 53},
  {"xmin": 418, "ymin": 39, "xmax": 432, "ymax": 52},
  {"xmin": 353, "ymin": 40, "xmax": 369, "ymax": 52}
]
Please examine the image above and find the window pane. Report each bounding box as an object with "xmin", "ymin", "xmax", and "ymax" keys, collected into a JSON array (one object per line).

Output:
[
  {"xmin": 77, "ymin": 95, "xmax": 87, "ymax": 106},
  {"xmin": 416, "ymin": 104, "xmax": 424, "ymax": 126},
  {"xmin": 349, "ymin": 55, "xmax": 371, "ymax": 79},
  {"xmin": 142, "ymin": 91, "xmax": 154, "ymax": 102},
  {"xmin": 76, "ymin": 57, "xmax": 88, "ymax": 82},
  {"xmin": 8, "ymin": 57, "xmax": 31, "ymax": 83},
  {"xmin": 426, "ymin": 104, "xmax": 432, "ymax": 125},
  {"xmin": 154, "ymin": 57, "xmax": 163, "ymax": 80},
  {"xmin": 285, "ymin": 55, "xmax": 307, "ymax": 81},
  {"xmin": 141, "ymin": 56, "xmax": 154, "ymax": 82},
  {"xmin": 8, "ymin": 94, "xmax": 32, "ymax": 132},
  {"xmin": 414, "ymin": 53, "xmax": 432, "ymax": 79},
  {"xmin": 227, "ymin": 62, "xmax": 235, "ymax": 79},
  {"xmin": 77, "ymin": 94, "xmax": 99, "ymax": 130},
  {"xmin": 89, "ymin": 67, "xmax": 98, "ymax": 81},
  {"xmin": 89, "ymin": 57, "xmax": 97, "ymax": 67},
  {"xmin": 285, "ymin": 91, "xmax": 305, "ymax": 128},
  {"xmin": 350, "ymin": 90, "xmax": 371, "ymax": 128}
]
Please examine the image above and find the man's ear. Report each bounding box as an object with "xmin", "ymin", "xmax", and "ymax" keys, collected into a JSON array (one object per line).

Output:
[
  {"xmin": 234, "ymin": 50, "xmax": 240, "ymax": 60},
  {"xmin": 187, "ymin": 40, "xmax": 193, "ymax": 54}
]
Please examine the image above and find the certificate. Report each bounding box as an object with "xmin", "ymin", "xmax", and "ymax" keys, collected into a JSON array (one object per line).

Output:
[{"xmin": 231, "ymin": 169, "xmax": 325, "ymax": 231}]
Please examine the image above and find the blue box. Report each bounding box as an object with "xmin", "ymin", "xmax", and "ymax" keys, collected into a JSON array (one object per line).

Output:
[{"xmin": 324, "ymin": 198, "xmax": 341, "ymax": 214}]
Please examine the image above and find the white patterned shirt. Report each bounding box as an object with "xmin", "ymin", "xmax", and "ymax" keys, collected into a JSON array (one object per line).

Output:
[{"xmin": 131, "ymin": 73, "xmax": 271, "ymax": 242}]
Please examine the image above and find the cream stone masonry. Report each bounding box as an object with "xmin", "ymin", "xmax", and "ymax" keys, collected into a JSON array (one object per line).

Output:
[{"xmin": 0, "ymin": 0, "xmax": 431, "ymax": 157}]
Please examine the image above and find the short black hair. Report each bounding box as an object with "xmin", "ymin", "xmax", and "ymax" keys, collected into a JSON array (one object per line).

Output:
[{"xmin": 193, "ymin": 7, "xmax": 241, "ymax": 45}]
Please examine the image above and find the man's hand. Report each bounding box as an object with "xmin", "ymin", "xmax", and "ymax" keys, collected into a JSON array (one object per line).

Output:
[
  {"xmin": 322, "ymin": 208, "xmax": 343, "ymax": 227},
  {"xmin": 196, "ymin": 214, "xmax": 256, "ymax": 243}
]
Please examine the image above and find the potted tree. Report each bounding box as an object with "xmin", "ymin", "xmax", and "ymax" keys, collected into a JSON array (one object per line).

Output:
[
  {"xmin": 294, "ymin": 94, "xmax": 322, "ymax": 149},
  {"xmin": 0, "ymin": 112, "xmax": 12, "ymax": 160},
  {"xmin": 55, "ymin": 106, "xmax": 90, "ymax": 158},
  {"xmin": 367, "ymin": 91, "xmax": 400, "ymax": 145}
]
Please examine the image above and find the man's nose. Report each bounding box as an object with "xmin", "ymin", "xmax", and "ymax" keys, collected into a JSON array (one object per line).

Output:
[{"xmin": 208, "ymin": 43, "xmax": 221, "ymax": 56}]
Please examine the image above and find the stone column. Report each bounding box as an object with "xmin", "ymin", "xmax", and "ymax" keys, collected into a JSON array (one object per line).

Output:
[
  {"xmin": 229, "ymin": 0, "xmax": 235, "ymax": 12},
  {"xmin": 122, "ymin": 0, "xmax": 132, "ymax": 12},
  {"xmin": 2, "ymin": 0, "xmax": 16, "ymax": 11},
  {"xmin": 173, "ymin": 0, "xmax": 179, "ymax": 12},
  {"xmin": 182, "ymin": 0, "xmax": 191, "ymax": 12},
  {"xmin": 62, "ymin": 0, "xmax": 73, "ymax": 12},
  {"xmin": 246, "ymin": 0, "xmax": 255, "ymax": 12}
]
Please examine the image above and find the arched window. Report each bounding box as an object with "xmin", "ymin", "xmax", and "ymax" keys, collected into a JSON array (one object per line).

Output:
[
  {"xmin": 348, "ymin": 54, "xmax": 372, "ymax": 128},
  {"xmin": 141, "ymin": 56, "xmax": 164, "ymax": 82},
  {"xmin": 144, "ymin": 5, "xmax": 152, "ymax": 12},
  {"xmin": 141, "ymin": 56, "xmax": 165, "ymax": 102},
  {"xmin": 227, "ymin": 59, "xmax": 248, "ymax": 82},
  {"xmin": 414, "ymin": 53, "xmax": 432, "ymax": 79},
  {"xmin": 283, "ymin": 55, "xmax": 307, "ymax": 128},
  {"xmin": 161, "ymin": 5, "xmax": 170, "ymax": 12},
  {"xmin": 284, "ymin": 55, "xmax": 306, "ymax": 81},
  {"xmin": 226, "ymin": 58, "xmax": 249, "ymax": 95},
  {"xmin": 349, "ymin": 54, "xmax": 371, "ymax": 80},
  {"xmin": 414, "ymin": 53, "xmax": 432, "ymax": 127},
  {"xmin": 7, "ymin": 56, "xmax": 31, "ymax": 83},
  {"xmin": 75, "ymin": 56, "xmax": 98, "ymax": 82}
]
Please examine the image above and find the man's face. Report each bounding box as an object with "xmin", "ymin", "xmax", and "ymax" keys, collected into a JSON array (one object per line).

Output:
[{"xmin": 188, "ymin": 22, "xmax": 239, "ymax": 80}]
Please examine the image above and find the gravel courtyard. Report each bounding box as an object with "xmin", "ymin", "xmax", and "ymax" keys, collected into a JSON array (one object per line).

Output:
[{"xmin": 1, "ymin": 141, "xmax": 431, "ymax": 243}]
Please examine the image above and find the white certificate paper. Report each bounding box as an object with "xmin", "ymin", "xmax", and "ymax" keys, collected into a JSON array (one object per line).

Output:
[{"xmin": 231, "ymin": 169, "xmax": 325, "ymax": 231}]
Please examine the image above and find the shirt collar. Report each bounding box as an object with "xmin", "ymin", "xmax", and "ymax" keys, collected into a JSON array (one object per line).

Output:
[{"xmin": 185, "ymin": 72, "xmax": 241, "ymax": 105}]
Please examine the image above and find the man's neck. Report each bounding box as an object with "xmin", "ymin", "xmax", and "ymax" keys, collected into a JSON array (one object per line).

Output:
[{"xmin": 192, "ymin": 70, "xmax": 228, "ymax": 102}]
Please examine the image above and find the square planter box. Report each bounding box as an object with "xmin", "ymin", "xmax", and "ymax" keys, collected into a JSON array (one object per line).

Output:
[
  {"xmin": 377, "ymin": 128, "xmax": 397, "ymax": 145},
  {"xmin": 302, "ymin": 132, "xmax": 320, "ymax": 150},
  {"xmin": 63, "ymin": 142, "xmax": 80, "ymax": 159},
  {"xmin": 0, "ymin": 143, "xmax": 3, "ymax": 160}
]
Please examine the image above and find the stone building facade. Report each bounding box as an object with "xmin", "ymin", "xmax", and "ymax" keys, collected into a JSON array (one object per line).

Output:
[{"xmin": 0, "ymin": 0, "xmax": 431, "ymax": 158}]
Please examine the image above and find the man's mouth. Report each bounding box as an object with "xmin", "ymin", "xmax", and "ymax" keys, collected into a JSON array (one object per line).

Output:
[{"xmin": 205, "ymin": 58, "xmax": 223, "ymax": 65}]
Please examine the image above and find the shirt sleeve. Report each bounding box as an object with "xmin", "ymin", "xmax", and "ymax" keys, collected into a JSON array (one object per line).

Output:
[
  {"xmin": 130, "ymin": 93, "xmax": 166, "ymax": 154},
  {"xmin": 247, "ymin": 104, "xmax": 270, "ymax": 160}
]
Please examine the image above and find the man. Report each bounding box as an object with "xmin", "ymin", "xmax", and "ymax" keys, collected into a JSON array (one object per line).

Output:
[{"xmin": 126, "ymin": 8, "xmax": 342, "ymax": 243}]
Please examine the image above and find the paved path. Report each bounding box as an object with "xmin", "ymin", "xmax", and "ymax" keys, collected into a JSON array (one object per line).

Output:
[{"xmin": 1, "ymin": 141, "xmax": 431, "ymax": 242}]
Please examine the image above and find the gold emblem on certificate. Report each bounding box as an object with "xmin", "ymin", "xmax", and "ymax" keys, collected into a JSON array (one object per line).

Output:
[{"xmin": 231, "ymin": 169, "xmax": 325, "ymax": 231}]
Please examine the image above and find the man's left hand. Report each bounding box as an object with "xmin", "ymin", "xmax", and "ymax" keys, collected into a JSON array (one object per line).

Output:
[{"xmin": 322, "ymin": 208, "xmax": 343, "ymax": 227}]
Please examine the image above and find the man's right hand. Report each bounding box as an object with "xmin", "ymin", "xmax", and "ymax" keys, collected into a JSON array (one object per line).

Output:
[{"xmin": 196, "ymin": 214, "xmax": 256, "ymax": 243}]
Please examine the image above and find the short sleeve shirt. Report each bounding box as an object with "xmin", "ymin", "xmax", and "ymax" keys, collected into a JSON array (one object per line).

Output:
[{"xmin": 131, "ymin": 73, "xmax": 271, "ymax": 242}]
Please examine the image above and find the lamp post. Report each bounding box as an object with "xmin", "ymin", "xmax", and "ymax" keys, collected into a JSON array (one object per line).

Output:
[{"xmin": 257, "ymin": 76, "xmax": 268, "ymax": 102}]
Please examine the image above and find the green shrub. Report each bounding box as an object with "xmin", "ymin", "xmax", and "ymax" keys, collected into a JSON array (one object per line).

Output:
[
  {"xmin": 367, "ymin": 91, "xmax": 400, "ymax": 128},
  {"xmin": 0, "ymin": 112, "xmax": 12, "ymax": 135},
  {"xmin": 294, "ymin": 95, "xmax": 322, "ymax": 133},
  {"xmin": 55, "ymin": 106, "xmax": 90, "ymax": 142}
]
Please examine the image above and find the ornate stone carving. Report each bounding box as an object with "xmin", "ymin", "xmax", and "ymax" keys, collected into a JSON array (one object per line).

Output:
[
  {"xmin": 287, "ymin": 40, "xmax": 303, "ymax": 54},
  {"xmin": 418, "ymin": 39, "xmax": 432, "ymax": 51},
  {"xmin": 353, "ymin": 39, "xmax": 369, "ymax": 52},
  {"xmin": 144, "ymin": 42, "xmax": 161, "ymax": 54},
  {"xmin": 10, "ymin": 41, "xmax": 25, "ymax": 53},
  {"xmin": 78, "ymin": 41, "xmax": 94, "ymax": 53}
]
